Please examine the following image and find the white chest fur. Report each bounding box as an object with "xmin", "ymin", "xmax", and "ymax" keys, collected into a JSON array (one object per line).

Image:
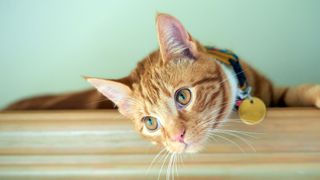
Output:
[{"xmin": 218, "ymin": 62, "xmax": 239, "ymax": 117}]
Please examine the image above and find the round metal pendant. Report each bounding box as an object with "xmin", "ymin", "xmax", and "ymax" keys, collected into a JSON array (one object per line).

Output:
[{"xmin": 238, "ymin": 97, "xmax": 266, "ymax": 125}]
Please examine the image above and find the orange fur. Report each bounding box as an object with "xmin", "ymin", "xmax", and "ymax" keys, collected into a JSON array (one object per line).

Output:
[{"xmin": 5, "ymin": 13, "xmax": 320, "ymax": 153}]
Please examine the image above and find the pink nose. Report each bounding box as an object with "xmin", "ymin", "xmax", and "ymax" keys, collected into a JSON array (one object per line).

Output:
[{"xmin": 172, "ymin": 129, "xmax": 186, "ymax": 143}]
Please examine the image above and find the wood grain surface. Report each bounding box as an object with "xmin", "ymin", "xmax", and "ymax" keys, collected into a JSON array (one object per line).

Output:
[{"xmin": 0, "ymin": 108, "xmax": 319, "ymax": 180}]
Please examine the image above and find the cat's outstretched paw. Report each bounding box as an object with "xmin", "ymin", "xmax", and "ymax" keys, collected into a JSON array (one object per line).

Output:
[
  {"xmin": 287, "ymin": 84, "xmax": 320, "ymax": 108},
  {"xmin": 316, "ymin": 98, "xmax": 320, "ymax": 108},
  {"xmin": 311, "ymin": 85, "xmax": 320, "ymax": 108},
  {"xmin": 315, "ymin": 90, "xmax": 320, "ymax": 108}
]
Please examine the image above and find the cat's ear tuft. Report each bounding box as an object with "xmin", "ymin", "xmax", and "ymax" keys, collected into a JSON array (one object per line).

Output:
[
  {"xmin": 156, "ymin": 13, "xmax": 199, "ymax": 63},
  {"xmin": 85, "ymin": 77, "xmax": 133, "ymax": 116}
]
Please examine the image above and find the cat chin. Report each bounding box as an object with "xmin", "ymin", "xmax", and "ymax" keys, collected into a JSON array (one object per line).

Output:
[
  {"xmin": 184, "ymin": 144, "xmax": 204, "ymax": 153},
  {"xmin": 166, "ymin": 142, "xmax": 187, "ymax": 154},
  {"xmin": 167, "ymin": 144, "xmax": 201, "ymax": 154},
  {"xmin": 184, "ymin": 137, "xmax": 207, "ymax": 153},
  {"xmin": 166, "ymin": 138, "xmax": 207, "ymax": 154}
]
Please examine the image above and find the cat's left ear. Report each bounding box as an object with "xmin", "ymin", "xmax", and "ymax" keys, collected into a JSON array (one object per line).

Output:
[
  {"xmin": 156, "ymin": 13, "xmax": 199, "ymax": 63},
  {"xmin": 85, "ymin": 77, "xmax": 133, "ymax": 116}
]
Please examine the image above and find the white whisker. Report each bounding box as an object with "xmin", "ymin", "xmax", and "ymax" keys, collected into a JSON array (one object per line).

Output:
[
  {"xmin": 209, "ymin": 133, "xmax": 245, "ymax": 152},
  {"xmin": 212, "ymin": 129, "xmax": 263, "ymax": 136},
  {"xmin": 146, "ymin": 148, "xmax": 166, "ymax": 175},
  {"xmin": 166, "ymin": 153, "xmax": 174, "ymax": 180},
  {"xmin": 214, "ymin": 130, "xmax": 256, "ymax": 152},
  {"xmin": 158, "ymin": 151, "xmax": 170, "ymax": 180},
  {"xmin": 174, "ymin": 154, "xmax": 179, "ymax": 177}
]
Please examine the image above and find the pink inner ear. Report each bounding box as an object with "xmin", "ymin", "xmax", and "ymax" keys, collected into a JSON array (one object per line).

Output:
[
  {"xmin": 156, "ymin": 14, "xmax": 198, "ymax": 61},
  {"xmin": 161, "ymin": 16, "xmax": 189, "ymax": 44},
  {"xmin": 86, "ymin": 77, "xmax": 131, "ymax": 106}
]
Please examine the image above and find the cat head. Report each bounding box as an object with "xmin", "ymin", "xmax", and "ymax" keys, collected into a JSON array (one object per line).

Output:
[{"xmin": 86, "ymin": 13, "xmax": 234, "ymax": 153}]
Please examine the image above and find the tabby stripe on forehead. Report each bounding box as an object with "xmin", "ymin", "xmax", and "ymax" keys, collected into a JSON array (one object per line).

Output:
[
  {"xmin": 143, "ymin": 105, "xmax": 150, "ymax": 116},
  {"xmin": 143, "ymin": 81, "xmax": 160, "ymax": 104},
  {"xmin": 152, "ymin": 70, "xmax": 171, "ymax": 96},
  {"xmin": 157, "ymin": 80, "xmax": 171, "ymax": 97},
  {"xmin": 192, "ymin": 76, "xmax": 219, "ymax": 87},
  {"xmin": 138, "ymin": 82, "xmax": 147, "ymax": 99},
  {"xmin": 145, "ymin": 78, "xmax": 171, "ymax": 104},
  {"xmin": 160, "ymin": 86, "xmax": 171, "ymax": 97}
]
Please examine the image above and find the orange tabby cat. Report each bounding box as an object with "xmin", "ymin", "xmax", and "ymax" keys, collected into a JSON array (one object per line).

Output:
[{"xmin": 5, "ymin": 13, "xmax": 320, "ymax": 153}]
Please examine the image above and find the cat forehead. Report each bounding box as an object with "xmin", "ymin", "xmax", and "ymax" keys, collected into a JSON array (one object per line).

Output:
[
  {"xmin": 137, "ymin": 60, "xmax": 216, "ymax": 89},
  {"xmin": 133, "ymin": 64, "xmax": 190, "ymax": 104},
  {"xmin": 130, "ymin": 52, "xmax": 219, "ymax": 109},
  {"xmin": 132, "ymin": 78, "xmax": 174, "ymax": 109}
]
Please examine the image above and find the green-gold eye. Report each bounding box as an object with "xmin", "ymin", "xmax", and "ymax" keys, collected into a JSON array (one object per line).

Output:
[
  {"xmin": 143, "ymin": 116, "xmax": 159, "ymax": 131},
  {"xmin": 175, "ymin": 88, "xmax": 192, "ymax": 106}
]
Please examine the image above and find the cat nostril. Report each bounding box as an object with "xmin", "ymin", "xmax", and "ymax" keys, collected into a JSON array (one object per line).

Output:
[
  {"xmin": 181, "ymin": 129, "xmax": 186, "ymax": 138},
  {"xmin": 173, "ymin": 129, "xmax": 186, "ymax": 142}
]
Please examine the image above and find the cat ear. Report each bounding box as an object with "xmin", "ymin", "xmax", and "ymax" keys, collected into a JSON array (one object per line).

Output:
[
  {"xmin": 85, "ymin": 77, "xmax": 132, "ymax": 115},
  {"xmin": 156, "ymin": 13, "xmax": 199, "ymax": 63}
]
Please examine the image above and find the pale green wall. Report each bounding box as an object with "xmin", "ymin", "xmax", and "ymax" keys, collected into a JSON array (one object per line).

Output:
[{"xmin": 1, "ymin": 0, "xmax": 319, "ymax": 108}]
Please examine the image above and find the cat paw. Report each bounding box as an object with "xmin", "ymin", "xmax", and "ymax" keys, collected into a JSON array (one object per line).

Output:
[
  {"xmin": 311, "ymin": 85, "xmax": 320, "ymax": 108},
  {"xmin": 315, "ymin": 95, "xmax": 320, "ymax": 108},
  {"xmin": 316, "ymin": 99, "xmax": 320, "ymax": 108},
  {"xmin": 303, "ymin": 84, "xmax": 320, "ymax": 108}
]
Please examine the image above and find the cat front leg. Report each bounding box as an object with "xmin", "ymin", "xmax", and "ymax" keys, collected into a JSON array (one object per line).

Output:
[{"xmin": 276, "ymin": 84, "xmax": 320, "ymax": 108}]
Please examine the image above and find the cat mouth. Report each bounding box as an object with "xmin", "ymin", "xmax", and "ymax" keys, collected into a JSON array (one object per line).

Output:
[
  {"xmin": 171, "ymin": 140, "xmax": 203, "ymax": 153},
  {"xmin": 167, "ymin": 141, "xmax": 203, "ymax": 154},
  {"xmin": 167, "ymin": 141, "xmax": 189, "ymax": 154}
]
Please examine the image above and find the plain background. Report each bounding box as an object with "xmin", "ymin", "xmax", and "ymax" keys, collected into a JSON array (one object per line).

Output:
[{"xmin": 0, "ymin": 0, "xmax": 319, "ymax": 108}]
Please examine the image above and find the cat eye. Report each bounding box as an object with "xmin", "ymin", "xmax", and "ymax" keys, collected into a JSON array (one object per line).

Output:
[
  {"xmin": 143, "ymin": 116, "xmax": 159, "ymax": 131},
  {"xmin": 175, "ymin": 88, "xmax": 192, "ymax": 107}
]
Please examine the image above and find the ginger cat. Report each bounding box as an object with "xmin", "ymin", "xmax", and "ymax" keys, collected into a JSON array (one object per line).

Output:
[{"xmin": 5, "ymin": 13, "xmax": 320, "ymax": 153}]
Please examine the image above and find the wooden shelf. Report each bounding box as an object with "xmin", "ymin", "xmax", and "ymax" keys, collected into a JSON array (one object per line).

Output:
[{"xmin": 0, "ymin": 108, "xmax": 319, "ymax": 179}]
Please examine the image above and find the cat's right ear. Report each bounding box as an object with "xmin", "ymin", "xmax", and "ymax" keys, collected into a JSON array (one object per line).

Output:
[
  {"xmin": 156, "ymin": 13, "xmax": 199, "ymax": 63},
  {"xmin": 85, "ymin": 77, "xmax": 133, "ymax": 116}
]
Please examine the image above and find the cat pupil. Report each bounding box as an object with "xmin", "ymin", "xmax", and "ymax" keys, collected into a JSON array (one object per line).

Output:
[{"xmin": 179, "ymin": 93, "xmax": 185, "ymax": 100}]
